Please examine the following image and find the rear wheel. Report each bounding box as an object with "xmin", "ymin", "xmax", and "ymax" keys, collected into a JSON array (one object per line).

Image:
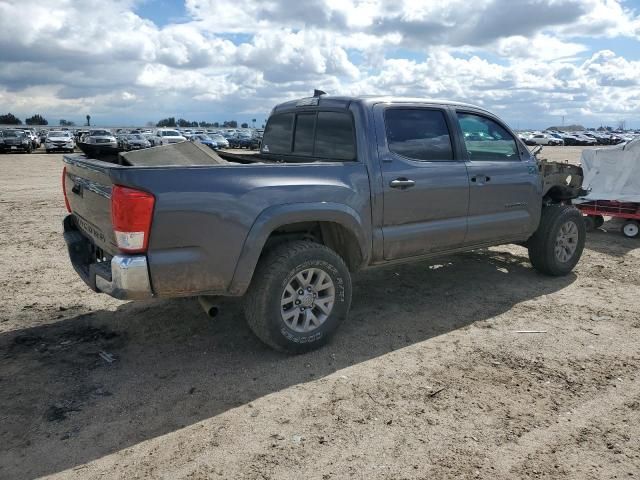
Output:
[
  {"xmin": 244, "ymin": 240, "xmax": 352, "ymax": 353},
  {"xmin": 528, "ymin": 205, "xmax": 586, "ymax": 276},
  {"xmin": 622, "ymin": 220, "xmax": 639, "ymax": 238}
]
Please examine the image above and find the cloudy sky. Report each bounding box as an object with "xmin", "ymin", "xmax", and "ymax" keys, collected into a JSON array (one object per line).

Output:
[{"xmin": 0, "ymin": 0, "xmax": 639, "ymax": 128}]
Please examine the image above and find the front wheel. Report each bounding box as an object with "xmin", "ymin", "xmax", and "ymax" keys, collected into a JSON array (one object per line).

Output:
[
  {"xmin": 244, "ymin": 241, "xmax": 352, "ymax": 353},
  {"xmin": 528, "ymin": 205, "xmax": 586, "ymax": 276}
]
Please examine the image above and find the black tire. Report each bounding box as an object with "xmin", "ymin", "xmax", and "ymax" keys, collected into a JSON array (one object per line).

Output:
[
  {"xmin": 528, "ymin": 205, "xmax": 585, "ymax": 276},
  {"xmin": 243, "ymin": 240, "xmax": 352, "ymax": 353},
  {"xmin": 593, "ymin": 215, "xmax": 605, "ymax": 228}
]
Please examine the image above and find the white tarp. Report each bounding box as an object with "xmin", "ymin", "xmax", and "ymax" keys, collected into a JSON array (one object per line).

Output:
[{"xmin": 580, "ymin": 138, "xmax": 640, "ymax": 203}]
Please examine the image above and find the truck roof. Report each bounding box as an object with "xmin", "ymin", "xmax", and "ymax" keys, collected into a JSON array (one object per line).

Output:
[{"xmin": 271, "ymin": 95, "xmax": 491, "ymax": 115}]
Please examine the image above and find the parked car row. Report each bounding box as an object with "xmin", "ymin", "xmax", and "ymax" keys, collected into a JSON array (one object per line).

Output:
[
  {"xmin": 1, "ymin": 125, "xmax": 266, "ymax": 154},
  {"xmin": 518, "ymin": 130, "xmax": 639, "ymax": 147}
]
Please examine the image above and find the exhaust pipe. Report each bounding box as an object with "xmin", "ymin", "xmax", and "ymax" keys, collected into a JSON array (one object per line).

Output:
[{"xmin": 198, "ymin": 296, "xmax": 220, "ymax": 318}]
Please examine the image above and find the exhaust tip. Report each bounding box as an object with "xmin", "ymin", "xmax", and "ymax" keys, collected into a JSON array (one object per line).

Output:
[{"xmin": 198, "ymin": 296, "xmax": 220, "ymax": 318}]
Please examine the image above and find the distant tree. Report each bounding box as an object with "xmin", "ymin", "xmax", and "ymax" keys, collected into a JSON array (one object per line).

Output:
[
  {"xmin": 0, "ymin": 113, "xmax": 22, "ymax": 125},
  {"xmin": 177, "ymin": 118, "xmax": 190, "ymax": 128},
  {"xmin": 156, "ymin": 117, "xmax": 176, "ymax": 127},
  {"xmin": 241, "ymin": 122, "xmax": 248, "ymax": 128},
  {"xmin": 25, "ymin": 114, "xmax": 48, "ymax": 125},
  {"xmin": 222, "ymin": 120, "xmax": 238, "ymax": 128},
  {"xmin": 145, "ymin": 121, "xmax": 155, "ymax": 127},
  {"xmin": 213, "ymin": 122, "xmax": 219, "ymax": 128},
  {"xmin": 86, "ymin": 115, "xmax": 91, "ymax": 126},
  {"xmin": 59, "ymin": 119, "xmax": 75, "ymax": 127}
]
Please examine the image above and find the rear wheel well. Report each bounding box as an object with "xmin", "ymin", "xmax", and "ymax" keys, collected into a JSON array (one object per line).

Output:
[{"xmin": 262, "ymin": 221, "xmax": 364, "ymax": 271}]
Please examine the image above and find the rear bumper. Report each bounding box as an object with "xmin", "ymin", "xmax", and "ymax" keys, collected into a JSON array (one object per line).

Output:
[{"xmin": 63, "ymin": 216, "xmax": 153, "ymax": 300}]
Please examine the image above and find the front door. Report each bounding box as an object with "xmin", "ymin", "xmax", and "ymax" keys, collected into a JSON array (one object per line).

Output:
[
  {"xmin": 454, "ymin": 111, "xmax": 541, "ymax": 245},
  {"xmin": 374, "ymin": 105, "xmax": 470, "ymax": 261}
]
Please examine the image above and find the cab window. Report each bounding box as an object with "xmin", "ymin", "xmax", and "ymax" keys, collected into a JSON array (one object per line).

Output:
[{"xmin": 456, "ymin": 113, "xmax": 518, "ymax": 161}]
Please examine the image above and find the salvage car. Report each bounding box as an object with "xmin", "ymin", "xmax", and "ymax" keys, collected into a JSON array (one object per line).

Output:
[
  {"xmin": 190, "ymin": 134, "xmax": 217, "ymax": 150},
  {"xmin": 153, "ymin": 129, "xmax": 186, "ymax": 145},
  {"xmin": 83, "ymin": 129, "xmax": 118, "ymax": 149},
  {"xmin": 1, "ymin": 129, "xmax": 33, "ymax": 153},
  {"xmin": 122, "ymin": 134, "xmax": 151, "ymax": 151},
  {"xmin": 45, "ymin": 130, "xmax": 76, "ymax": 153},
  {"xmin": 61, "ymin": 94, "xmax": 586, "ymax": 353},
  {"xmin": 527, "ymin": 133, "xmax": 564, "ymax": 146}
]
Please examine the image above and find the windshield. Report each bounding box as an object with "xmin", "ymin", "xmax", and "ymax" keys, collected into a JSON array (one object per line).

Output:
[
  {"xmin": 211, "ymin": 134, "xmax": 225, "ymax": 141},
  {"xmin": 161, "ymin": 130, "xmax": 180, "ymax": 137},
  {"xmin": 48, "ymin": 131, "xmax": 70, "ymax": 138},
  {"xmin": 4, "ymin": 130, "xmax": 23, "ymax": 138},
  {"xmin": 195, "ymin": 135, "xmax": 211, "ymax": 141},
  {"xmin": 129, "ymin": 134, "xmax": 145, "ymax": 140},
  {"xmin": 90, "ymin": 130, "xmax": 111, "ymax": 136}
]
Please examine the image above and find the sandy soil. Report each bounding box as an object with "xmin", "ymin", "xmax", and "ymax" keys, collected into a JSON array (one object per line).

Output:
[{"xmin": 1, "ymin": 148, "xmax": 639, "ymax": 480}]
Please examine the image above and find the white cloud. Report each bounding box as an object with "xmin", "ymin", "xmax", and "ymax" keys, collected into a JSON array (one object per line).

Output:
[{"xmin": 0, "ymin": 0, "xmax": 639, "ymax": 127}]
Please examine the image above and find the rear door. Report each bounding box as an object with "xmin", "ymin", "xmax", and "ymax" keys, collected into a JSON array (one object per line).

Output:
[
  {"xmin": 374, "ymin": 105, "xmax": 470, "ymax": 260},
  {"xmin": 454, "ymin": 111, "xmax": 540, "ymax": 245}
]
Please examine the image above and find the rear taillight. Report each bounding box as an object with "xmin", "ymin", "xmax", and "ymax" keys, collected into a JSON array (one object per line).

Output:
[
  {"xmin": 111, "ymin": 185, "xmax": 155, "ymax": 253},
  {"xmin": 62, "ymin": 166, "xmax": 71, "ymax": 213}
]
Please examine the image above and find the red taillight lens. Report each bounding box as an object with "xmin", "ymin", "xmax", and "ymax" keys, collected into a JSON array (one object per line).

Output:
[
  {"xmin": 111, "ymin": 185, "xmax": 155, "ymax": 253},
  {"xmin": 62, "ymin": 166, "xmax": 71, "ymax": 213}
]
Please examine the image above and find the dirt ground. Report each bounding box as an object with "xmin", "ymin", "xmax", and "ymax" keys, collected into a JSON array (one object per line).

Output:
[{"xmin": 1, "ymin": 148, "xmax": 639, "ymax": 480}]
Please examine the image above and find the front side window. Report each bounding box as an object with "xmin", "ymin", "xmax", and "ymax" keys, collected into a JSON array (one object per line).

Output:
[
  {"xmin": 385, "ymin": 109, "xmax": 453, "ymax": 161},
  {"xmin": 456, "ymin": 112, "xmax": 518, "ymax": 161}
]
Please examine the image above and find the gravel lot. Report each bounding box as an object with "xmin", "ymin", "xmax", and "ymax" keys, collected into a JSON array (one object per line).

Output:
[{"xmin": 1, "ymin": 148, "xmax": 639, "ymax": 479}]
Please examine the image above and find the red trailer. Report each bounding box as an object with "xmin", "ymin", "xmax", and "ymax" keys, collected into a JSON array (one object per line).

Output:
[{"xmin": 576, "ymin": 200, "xmax": 640, "ymax": 238}]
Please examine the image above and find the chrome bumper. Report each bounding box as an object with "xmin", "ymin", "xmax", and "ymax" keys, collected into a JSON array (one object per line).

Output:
[
  {"xmin": 95, "ymin": 255, "xmax": 153, "ymax": 300},
  {"xmin": 63, "ymin": 215, "xmax": 153, "ymax": 300}
]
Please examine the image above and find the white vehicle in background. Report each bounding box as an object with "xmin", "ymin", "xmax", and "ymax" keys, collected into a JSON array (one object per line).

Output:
[
  {"xmin": 45, "ymin": 130, "xmax": 76, "ymax": 153},
  {"xmin": 154, "ymin": 129, "xmax": 186, "ymax": 145},
  {"xmin": 527, "ymin": 132, "xmax": 564, "ymax": 146},
  {"xmin": 23, "ymin": 129, "xmax": 40, "ymax": 149}
]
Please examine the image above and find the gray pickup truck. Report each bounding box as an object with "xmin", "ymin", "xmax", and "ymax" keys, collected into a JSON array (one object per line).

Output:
[{"xmin": 62, "ymin": 94, "xmax": 586, "ymax": 352}]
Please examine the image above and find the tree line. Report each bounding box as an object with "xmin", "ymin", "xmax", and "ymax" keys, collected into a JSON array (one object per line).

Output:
[
  {"xmin": 0, "ymin": 113, "xmax": 76, "ymax": 126},
  {"xmin": 156, "ymin": 117, "xmax": 251, "ymax": 129}
]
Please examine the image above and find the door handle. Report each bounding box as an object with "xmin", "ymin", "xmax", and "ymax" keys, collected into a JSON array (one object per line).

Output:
[
  {"xmin": 389, "ymin": 178, "xmax": 416, "ymax": 189},
  {"xmin": 471, "ymin": 175, "xmax": 491, "ymax": 183}
]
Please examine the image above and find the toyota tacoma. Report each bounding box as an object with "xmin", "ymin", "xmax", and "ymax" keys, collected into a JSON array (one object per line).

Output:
[{"xmin": 62, "ymin": 94, "xmax": 586, "ymax": 353}]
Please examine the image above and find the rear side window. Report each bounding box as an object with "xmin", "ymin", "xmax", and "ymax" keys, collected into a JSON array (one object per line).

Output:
[
  {"xmin": 262, "ymin": 111, "xmax": 356, "ymax": 161},
  {"xmin": 457, "ymin": 112, "xmax": 518, "ymax": 161},
  {"xmin": 385, "ymin": 109, "xmax": 454, "ymax": 161},
  {"xmin": 293, "ymin": 113, "xmax": 315, "ymax": 155},
  {"xmin": 314, "ymin": 112, "xmax": 356, "ymax": 160},
  {"xmin": 262, "ymin": 113, "xmax": 294, "ymax": 154}
]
